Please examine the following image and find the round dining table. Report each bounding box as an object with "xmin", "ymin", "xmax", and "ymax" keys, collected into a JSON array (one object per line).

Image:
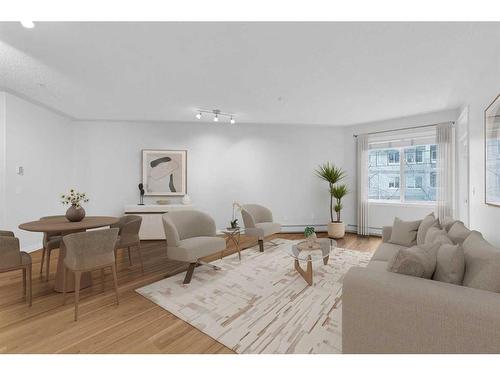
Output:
[{"xmin": 19, "ymin": 216, "xmax": 119, "ymax": 292}]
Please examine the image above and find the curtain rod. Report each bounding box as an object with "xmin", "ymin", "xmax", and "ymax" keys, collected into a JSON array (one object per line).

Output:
[{"xmin": 352, "ymin": 121, "xmax": 455, "ymax": 138}]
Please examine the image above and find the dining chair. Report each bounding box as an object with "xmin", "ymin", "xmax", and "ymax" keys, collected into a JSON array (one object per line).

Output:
[
  {"xmin": 111, "ymin": 215, "xmax": 143, "ymax": 273},
  {"xmin": 241, "ymin": 204, "xmax": 281, "ymax": 252},
  {"xmin": 39, "ymin": 215, "xmax": 65, "ymax": 281},
  {"xmin": 0, "ymin": 231, "xmax": 32, "ymax": 306},
  {"xmin": 62, "ymin": 228, "xmax": 119, "ymax": 321}
]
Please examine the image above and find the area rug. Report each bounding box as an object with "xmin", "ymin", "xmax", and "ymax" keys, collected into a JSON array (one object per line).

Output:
[{"xmin": 136, "ymin": 239, "xmax": 372, "ymax": 354}]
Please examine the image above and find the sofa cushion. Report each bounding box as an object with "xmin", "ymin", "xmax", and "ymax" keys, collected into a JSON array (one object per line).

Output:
[
  {"xmin": 371, "ymin": 242, "xmax": 405, "ymax": 262},
  {"xmin": 439, "ymin": 216, "xmax": 459, "ymax": 232},
  {"xmin": 432, "ymin": 243, "xmax": 465, "ymax": 285},
  {"xmin": 389, "ymin": 217, "xmax": 421, "ymax": 247},
  {"xmin": 424, "ymin": 226, "xmax": 448, "ymax": 244},
  {"xmin": 462, "ymin": 231, "xmax": 500, "ymax": 293},
  {"xmin": 447, "ymin": 221, "xmax": 471, "ymax": 245},
  {"xmin": 387, "ymin": 242, "xmax": 440, "ymax": 279},
  {"xmin": 367, "ymin": 260, "xmax": 388, "ymax": 272},
  {"xmin": 416, "ymin": 213, "xmax": 438, "ymax": 246}
]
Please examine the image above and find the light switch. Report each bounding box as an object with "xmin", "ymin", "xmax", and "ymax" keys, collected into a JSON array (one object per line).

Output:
[{"xmin": 16, "ymin": 166, "xmax": 24, "ymax": 176}]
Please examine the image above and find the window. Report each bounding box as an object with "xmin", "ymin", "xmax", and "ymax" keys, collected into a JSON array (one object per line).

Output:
[{"xmin": 369, "ymin": 144, "xmax": 437, "ymax": 203}]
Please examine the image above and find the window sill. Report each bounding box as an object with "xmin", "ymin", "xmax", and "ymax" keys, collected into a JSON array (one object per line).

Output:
[{"xmin": 368, "ymin": 200, "xmax": 436, "ymax": 208}]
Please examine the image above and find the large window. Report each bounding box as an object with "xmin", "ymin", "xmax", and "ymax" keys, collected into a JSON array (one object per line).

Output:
[{"xmin": 368, "ymin": 144, "xmax": 437, "ymax": 203}]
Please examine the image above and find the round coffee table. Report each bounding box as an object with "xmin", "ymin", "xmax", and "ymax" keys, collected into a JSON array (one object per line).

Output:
[{"xmin": 285, "ymin": 238, "xmax": 336, "ymax": 286}]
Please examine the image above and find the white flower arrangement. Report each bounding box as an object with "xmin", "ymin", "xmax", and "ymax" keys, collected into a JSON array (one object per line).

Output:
[{"xmin": 60, "ymin": 189, "xmax": 89, "ymax": 208}]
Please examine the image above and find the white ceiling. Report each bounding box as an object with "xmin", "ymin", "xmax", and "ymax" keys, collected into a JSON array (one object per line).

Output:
[{"xmin": 1, "ymin": 22, "xmax": 499, "ymax": 125}]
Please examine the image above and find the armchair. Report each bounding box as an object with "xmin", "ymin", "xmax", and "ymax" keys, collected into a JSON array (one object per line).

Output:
[{"xmin": 241, "ymin": 204, "xmax": 281, "ymax": 252}]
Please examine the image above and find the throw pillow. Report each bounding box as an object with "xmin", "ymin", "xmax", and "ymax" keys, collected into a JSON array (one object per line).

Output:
[
  {"xmin": 424, "ymin": 226, "xmax": 448, "ymax": 244},
  {"xmin": 462, "ymin": 231, "xmax": 500, "ymax": 292},
  {"xmin": 389, "ymin": 217, "xmax": 421, "ymax": 247},
  {"xmin": 432, "ymin": 243, "xmax": 465, "ymax": 285},
  {"xmin": 439, "ymin": 216, "xmax": 459, "ymax": 232},
  {"xmin": 417, "ymin": 213, "xmax": 438, "ymax": 246},
  {"xmin": 447, "ymin": 221, "xmax": 471, "ymax": 245},
  {"xmin": 387, "ymin": 242, "xmax": 440, "ymax": 279}
]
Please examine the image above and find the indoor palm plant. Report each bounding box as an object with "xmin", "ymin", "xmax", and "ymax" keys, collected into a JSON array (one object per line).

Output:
[{"xmin": 315, "ymin": 163, "xmax": 349, "ymax": 238}]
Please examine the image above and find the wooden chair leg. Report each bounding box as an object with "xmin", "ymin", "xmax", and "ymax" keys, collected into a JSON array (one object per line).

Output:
[
  {"xmin": 127, "ymin": 246, "xmax": 133, "ymax": 266},
  {"xmin": 27, "ymin": 264, "xmax": 32, "ymax": 307},
  {"xmin": 45, "ymin": 250, "xmax": 51, "ymax": 281},
  {"xmin": 22, "ymin": 268, "xmax": 27, "ymax": 297},
  {"xmin": 74, "ymin": 271, "xmax": 81, "ymax": 321},
  {"xmin": 101, "ymin": 268, "xmax": 105, "ymax": 293},
  {"xmin": 111, "ymin": 264, "xmax": 119, "ymax": 305},
  {"xmin": 114, "ymin": 248, "xmax": 119, "ymax": 269},
  {"xmin": 183, "ymin": 263, "xmax": 196, "ymax": 284},
  {"xmin": 62, "ymin": 266, "xmax": 67, "ymax": 305},
  {"xmin": 39, "ymin": 247, "xmax": 46, "ymax": 277},
  {"xmin": 137, "ymin": 243, "xmax": 144, "ymax": 274},
  {"xmin": 258, "ymin": 239, "xmax": 264, "ymax": 252}
]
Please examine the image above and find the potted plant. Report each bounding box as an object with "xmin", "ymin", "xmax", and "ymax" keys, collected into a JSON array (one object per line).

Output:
[
  {"xmin": 60, "ymin": 189, "xmax": 89, "ymax": 222},
  {"xmin": 315, "ymin": 163, "xmax": 349, "ymax": 238}
]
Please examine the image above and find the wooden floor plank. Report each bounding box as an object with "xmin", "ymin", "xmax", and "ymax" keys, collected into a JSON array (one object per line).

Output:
[{"xmin": 0, "ymin": 232, "xmax": 380, "ymax": 353}]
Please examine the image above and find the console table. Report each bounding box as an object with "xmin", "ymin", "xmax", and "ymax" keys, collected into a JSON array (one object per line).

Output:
[{"xmin": 124, "ymin": 204, "xmax": 194, "ymax": 240}]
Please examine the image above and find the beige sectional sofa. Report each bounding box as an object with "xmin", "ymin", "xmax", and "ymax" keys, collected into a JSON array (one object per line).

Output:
[{"xmin": 342, "ymin": 220, "xmax": 500, "ymax": 353}]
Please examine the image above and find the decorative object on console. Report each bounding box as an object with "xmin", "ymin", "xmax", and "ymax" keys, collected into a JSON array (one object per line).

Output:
[
  {"xmin": 142, "ymin": 149, "xmax": 187, "ymax": 196},
  {"xmin": 137, "ymin": 183, "xmax": 145, "ymax": 205},
  {"xmin": 181, "ymin": 194, "xmax": 191, "ymax": 205},
  {"xmin": 315, "ymin": 163, "xmax": 349, "ymax": 239},
  {"xmin": 60, "ymin": 189, "xmax": 88, "ymax": 222},
  {"xmin": 485, "ymin": 93, "xmax": 500, "ymax": 206},
  {"xmin": 230, "ymin": 201, "xmax": 242, "ymax": 229}
]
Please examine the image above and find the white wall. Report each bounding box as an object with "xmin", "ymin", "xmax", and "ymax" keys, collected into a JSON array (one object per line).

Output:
[
  {"xmin": 1, "ymin": 92, "xmax": 75, "ymax": 250},
  {"xmin": 342, "ymin": 109, "xmax": 460, "ymax": 234},
  {"xmin": 465, "ymin": 52, "xmax": 500, "ymax": 246},
  {"xmin": 72, "ymin": 120, "xmax": 345, "ymax": 232}
]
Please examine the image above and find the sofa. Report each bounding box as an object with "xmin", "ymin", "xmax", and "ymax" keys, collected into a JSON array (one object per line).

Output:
[{"xmin": 342, "ymin": 217, "xmax": 500, "ymax": 353}]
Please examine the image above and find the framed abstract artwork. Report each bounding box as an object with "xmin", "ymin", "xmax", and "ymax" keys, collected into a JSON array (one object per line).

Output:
[
  {"xmin": 142, "ymin": 149, "xmax": 187, "ymax": 196},
  {"xmin": 485, "ymin": 94, "xmax": 500, "ymax": 206}
]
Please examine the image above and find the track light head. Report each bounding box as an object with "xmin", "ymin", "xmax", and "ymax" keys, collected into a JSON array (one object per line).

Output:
[
  {"xmin": 20, "ymin": 21, "xmax": 35, "ymax": 29},
  {"xmin": 230, "ymin": 117, "xmax": 235, "ymax": 125},
  {"xmin": 213, "ymin": 114, "xmax": 219, "ymax": 122},
  {"xmin": 196, "ymin": 112, "xmax": 202, "ymax": 120}
]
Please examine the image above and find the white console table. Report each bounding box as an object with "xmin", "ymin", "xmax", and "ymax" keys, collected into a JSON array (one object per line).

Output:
[{"xmin": 124, "ymin": 204, "xmax": 194, "ymax": 240}]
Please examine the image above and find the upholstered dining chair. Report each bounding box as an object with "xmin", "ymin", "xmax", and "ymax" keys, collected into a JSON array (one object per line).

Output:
[
  {"xmin": 162, "ymin": 210, "xmax": 226, "ymax": 284},
  {"xmin": 40, "ymin": 215, "xmax": 65, "ymax": 281},
  {"xmin": 111, "ymin": 215, "xmax": 143, "ymax": 273},
  {"xmin": 0, "ymin": 231, "xmax": 32, "ymax": 306},
  {"xmin": 241, "ymin": 204, "xmax": 281, "ymax": 252},
  {"xmin": 62, "ymin": 228, "xmax": 119, "ymax": 321}
]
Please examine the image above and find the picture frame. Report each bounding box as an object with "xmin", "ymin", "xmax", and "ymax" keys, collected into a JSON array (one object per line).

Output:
[
  {"xmin": 142, "ymin": 149, "xmax": 187, "ymax": 196},
  {"xmin": 485, "ymin": 93, "xmax": 500, "ymax": 206}
]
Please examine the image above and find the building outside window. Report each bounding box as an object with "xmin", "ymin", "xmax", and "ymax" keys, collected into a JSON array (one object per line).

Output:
[{"xmin": 368, "ymin": 144, "xmax": 436, "ymax": 202}]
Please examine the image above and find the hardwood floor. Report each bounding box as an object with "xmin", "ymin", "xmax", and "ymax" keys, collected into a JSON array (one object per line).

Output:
[{"xmin": 0, "ymin": 232, "xmax": 381, "ymax": 354}]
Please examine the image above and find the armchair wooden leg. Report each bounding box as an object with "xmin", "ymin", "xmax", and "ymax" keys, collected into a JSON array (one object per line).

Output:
[
  {"xmin": 74, "ymin": 271, "xmax": 81, "ymax": 321},
  {"xmin": 101, "ymin": 268, "xmax": 105, "ymax": 293},
  {"xmin": 183, "ymin": 263, "xmax": 196, "ymax": 284},
  {"xmin": 111, "ymin": 264, "xmax": 119, "ymax": 305},
  {"xmin": 127, "ymin": 246, "xmax": 133, "ymax": 266},
  {"xmin": 137, "ymin": 243, "xmax": 144, "ymax": 274},
  {"xmin": 27, "ymin": 264, "xmax": 32, "ymax": 307},
  {"xmin": 39, "ymin": 247, "xmax": 46, "ymax": 277},
  {"xmin": 258, "ymin": 239, "xmax": 264, "ymax": 252}
]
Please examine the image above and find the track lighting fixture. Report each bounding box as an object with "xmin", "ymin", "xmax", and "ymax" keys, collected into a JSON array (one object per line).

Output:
[{"xmin": 195, "ymin": 109, "xmax": 236, "ymax": 124}]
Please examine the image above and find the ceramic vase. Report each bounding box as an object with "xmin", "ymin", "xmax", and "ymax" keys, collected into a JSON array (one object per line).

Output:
[{"xmin": 66, "ymin": 205, "xmax": 86, "ymax": 222}]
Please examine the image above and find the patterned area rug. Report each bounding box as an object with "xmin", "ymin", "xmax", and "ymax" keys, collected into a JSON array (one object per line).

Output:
[{"xmin": 136, "ymin": 239, "xmax": 372, "ymax": 354}]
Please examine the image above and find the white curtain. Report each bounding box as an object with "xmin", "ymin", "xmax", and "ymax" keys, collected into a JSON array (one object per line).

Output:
[
  {"xmin": 357, "ymin": 134, "xmax": 370, "ymax": 235},
  {"xmin": 436, "ymin": 123, "xmax": 455, "ymax": 221}
]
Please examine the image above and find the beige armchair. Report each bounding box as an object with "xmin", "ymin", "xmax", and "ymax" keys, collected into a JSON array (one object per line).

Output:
[
  {"xmin": 0, "ymin": 231, "xmax": 32, "ymax": 306},
  {"xmin": 62, "ymin": 228, "xmax": 119, "ymax": 321},
  {"xmin": 112, "ymin": 215, "xmax": 143, "ymax": 273},
  {"xmin": 241, "ymin": 204, "xmax": 281, "ymax": 252},
  {"xmin": 40, "ymin": 215, "xmax": 65, "ymax": 281},
  {"xmin": 162, "ymin": 210, "xmax": 226, "ymax": 284}
]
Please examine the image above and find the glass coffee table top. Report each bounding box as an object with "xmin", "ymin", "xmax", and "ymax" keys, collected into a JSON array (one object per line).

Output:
[{"xmin": 284, "ymin": 238, "xmax": 337, "ymax": 262}]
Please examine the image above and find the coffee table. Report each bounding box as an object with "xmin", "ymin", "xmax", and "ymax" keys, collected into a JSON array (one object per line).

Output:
[{"xmin": 285, "ymin": 238, "xmax": 336, "ymax": 286}]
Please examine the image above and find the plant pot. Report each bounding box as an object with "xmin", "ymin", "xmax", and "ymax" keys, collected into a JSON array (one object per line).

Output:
[
  {"xmin": 66, "ymin": 205, "xmax": 86, "ymax": 222},
  {"xmin": 328, "ymin": 222, "xmax": 345, "ymax": 239}
]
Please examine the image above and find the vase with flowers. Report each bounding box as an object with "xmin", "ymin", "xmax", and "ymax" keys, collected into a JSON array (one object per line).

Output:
[{"xmin": 61, "ymin": 189, "xmax": 89, "ymax": 222}]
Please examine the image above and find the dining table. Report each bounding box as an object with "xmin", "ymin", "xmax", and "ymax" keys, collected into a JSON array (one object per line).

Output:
[{"xmin": 19, "ymin": 216, "xmax": 119, "ymax": 292}]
